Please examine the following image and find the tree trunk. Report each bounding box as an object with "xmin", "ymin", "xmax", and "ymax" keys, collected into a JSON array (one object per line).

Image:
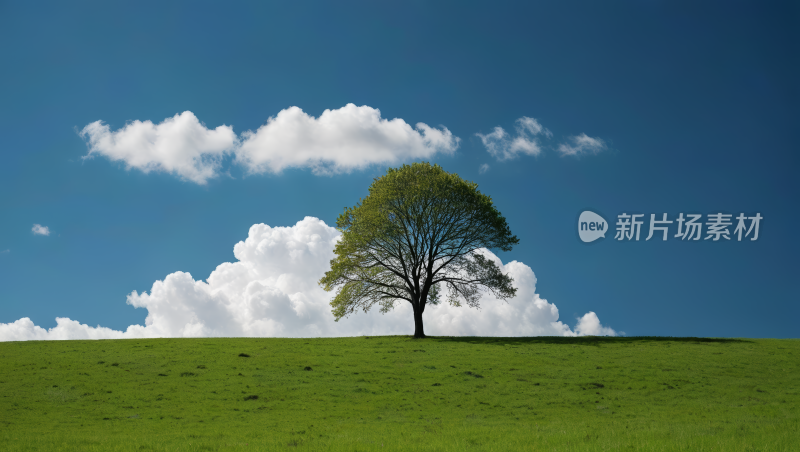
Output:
[{"xmin": 413, "ymin": 305, "xmax": 425, "ymax": 338}]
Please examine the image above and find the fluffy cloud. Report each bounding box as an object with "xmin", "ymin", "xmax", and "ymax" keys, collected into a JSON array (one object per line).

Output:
[
  {"xmin": 0, "ymin": 217, "xmax": 618, "ymax": 341},
  {"xmin": 237, "ymin": 104, "xmax": 459, "ymax": 175},
  {"xmin": 557, "ymin": 133, "xmax": 607, "ymax": 157},
  {"xmin": 478, "ymin": 163, "xmax": 490, "ymax": 174},
  {"xmin": 80, "ymin": 111, "xmax": 237, "ymax": 185},
  {"xmin": 79, "ymin": 105, "xmax": 459, "ymax": 183},
  {"xmin": 476, "ymin": 117, "xmax": 552, "ymax": 160},
  {"xmin": 0, "ymin": 317, "xmax": 129, "ymax": 341},
  {"xmin": 574, "ymin": 312, "xmax": 619, "ymax": 336},
  {"xmin": 31, "ymin": 224, "xmax": 50, "ymax": 236}
]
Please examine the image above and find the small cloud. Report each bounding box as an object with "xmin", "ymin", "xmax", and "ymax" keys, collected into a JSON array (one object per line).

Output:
[
  {"xmin": 1, "ymin": 249, "xmax": 9, "ymax": 254},
  {"xmin": 32, "ymin": 224, "xmax": 50, "ymax": 236},
  {"xmin": 80, "ymin": 111, "xmax": 237, "ymax": 185},
  {"xmin": 479, "ymin": 163, "xmax": 490, "ymax": 174},
  {"xmin": 237, "ymin": 104, "xmax": 459, "ymax": 175},
  {"xmin": 574, "ymin": 312, "xmax": 619, "ymax": 336},
  {"xmin": 476, "ymin": 117, "xmax": 551, "ymax": 161},
  {"xmin": 557, "ymin": 133, "xmax": 607, "ymax": 157}
]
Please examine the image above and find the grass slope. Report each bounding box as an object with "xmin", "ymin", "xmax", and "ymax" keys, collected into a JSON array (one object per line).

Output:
[{"xmin": 1, "ymin": 336, "xmax": 798, "ymax": 451}]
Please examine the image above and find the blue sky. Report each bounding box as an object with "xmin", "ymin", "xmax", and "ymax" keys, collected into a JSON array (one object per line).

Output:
[{"xmin": 1, "ymin": 1, "xmax": 797, "ymax": 339}]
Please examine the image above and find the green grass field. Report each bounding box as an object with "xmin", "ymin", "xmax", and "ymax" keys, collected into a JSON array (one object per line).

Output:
[{"xmin": 1, "ymin": 336, "xmax": 798, "ymax": 451}]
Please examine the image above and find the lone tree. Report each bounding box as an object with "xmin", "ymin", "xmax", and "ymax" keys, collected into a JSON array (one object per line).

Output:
[{"xmin": 319, "ymin": 162, "xmax": 519, "ymax": 338}]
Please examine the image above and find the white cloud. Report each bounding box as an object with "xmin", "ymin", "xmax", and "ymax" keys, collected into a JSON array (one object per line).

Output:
[
  {"xmin": 0, "ymin": 217, "xmax": 617, "ymax": 341},
  {"xmin": 80, "ymin": 111, "xmax": 238, "ymax": 185},
  {"xmin": 31, "ymin": 224, "xmax": 50, "ymax": 236},
  {"xmin": 1, "ymin": 249, "xmax": 9, "ymax": 254},
  {"xmin": 0, "ymin": 317, "xmax": 129, "ymax": 341},
  {"xmin": 236, "ymin": 104, "xmax": 459, "ymax": 175},
  {"xmin": 476, "ymin": 117, "xmax": 552, "ymax": 160},
  {"xmin": 79, "ymin": 105, "xmax": 459, "ymax": 183},
  {"xmin": 557, "ymin": 133, "xmax": 607, "ymax": 157},
  {"xmin": 479, "ymin": 163, "xmax": 490, "ymax": 174},
  {"xmin": 574, "ymin": 311, "xmax": 620, "ymax": 336}
]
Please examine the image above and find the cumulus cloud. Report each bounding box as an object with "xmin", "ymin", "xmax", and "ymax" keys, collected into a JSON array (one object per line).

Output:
[
  {"xmin": 80, "ymin": 111, "xmax": 237, "ymax": 184},
  {"xmin": 476, "ymin": 117, "xmax": 552, "ymax": 160},
  {"xmin": 574, "ymin": 312, "xmax": 620, "ymax": 336},
  {"xmin": 31, "ymin": 224, "xmax": 50, "ymax": 236},
  {"xmin": 0, "ymin": 217, "xmax": 617, "ymax": 341},
  {"xmin": 79, "ymin": 105, "xmax": 459, "ymax": 183},
  {"xmin": 236, "ymin": 104, "xmax": 459, "ymax": 175},
  {"xmin": 557, "ymin": 133, "xmax": 607, "ymax": 157},
  {"xmin": 0, "ymin": 317, "xmax": 129, "ymax": 341}
]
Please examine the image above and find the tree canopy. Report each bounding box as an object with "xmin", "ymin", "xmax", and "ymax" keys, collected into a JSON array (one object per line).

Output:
[{"xmin": 319, "ymin": 162, "xmax": 519, "ymax": 338}]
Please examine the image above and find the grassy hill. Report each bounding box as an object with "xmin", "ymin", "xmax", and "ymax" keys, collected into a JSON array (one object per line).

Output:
[{"xmin": 1, "ymin": 336, "xmax": 798, "ymax": 451}]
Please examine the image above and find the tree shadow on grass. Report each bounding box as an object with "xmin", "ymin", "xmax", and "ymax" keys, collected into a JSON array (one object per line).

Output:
[{"xmin": 423, "ymin": 336, "xmax": 753, "ymax": 347}]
